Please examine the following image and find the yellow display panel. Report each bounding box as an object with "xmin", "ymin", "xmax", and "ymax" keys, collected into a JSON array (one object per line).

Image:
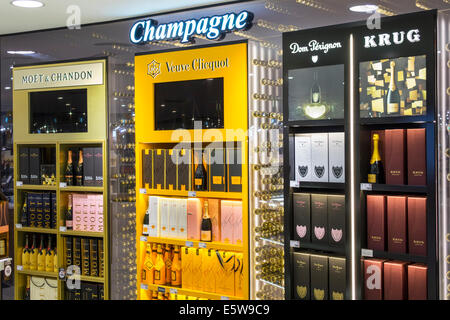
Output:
[
  {"xmin": 12, "ymin": 59, "xmax": 109, "ymax": 300},
  {"xmin": 135, "ymin": 42, "xmax": 249, "ymax": 300}
]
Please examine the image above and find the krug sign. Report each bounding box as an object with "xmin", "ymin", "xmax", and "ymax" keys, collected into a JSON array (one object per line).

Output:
[
  {"xmin": 129, "ymin": 11, "xmax": 253, "ymax": 44},
  {"xmin": 363, "ymin": 29, "xmax": 421, "ymax": 48}
]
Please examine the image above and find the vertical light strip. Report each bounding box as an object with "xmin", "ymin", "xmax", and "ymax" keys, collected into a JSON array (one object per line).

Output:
[{"xmin": 349, "ymin": 33, "xmax": 357, "ymax": 300}]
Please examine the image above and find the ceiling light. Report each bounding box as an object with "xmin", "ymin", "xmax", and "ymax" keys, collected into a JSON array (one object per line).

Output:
[
  {"xmin": 349, "ymin": 4, "xmax": 378, "ymax": 13},
  {"xmin": 7, "ymin": 50, "xmax": 36, "ymax": 55},
  {"xmin": 11, "ymin": 0, "xmax": 44, "ymax": 8},
  {"xmin": 4, "ymin": 87, "xmax": 11, "ymax": 90}
]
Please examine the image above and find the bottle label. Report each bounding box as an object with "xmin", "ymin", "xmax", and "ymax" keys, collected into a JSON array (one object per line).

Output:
[
  {"xmin": 231, "ymin": 176, "xmax": 241, "ymax": 185},
  {"xmin": 194, "ymin": 179, "xmax": 203, "ymax": 186},
  {"xmin": 368, "ymin": 174, "xmax": 377, "ymax": 184},
  {"xmin": 213, "ymin": 176, "xmax": 222, "ymax": 184},
  {"xmin": 387, "ymin": 103, "xmax": 399, "ymax": 113},
  {"xmin": 66, "ymin": 221, "xmax": 73, "ymax": 228},
  {"xmin": 143, "ymin": 225, "xmax": 149, "ymax": 235},
  {"xmin": 201, "ymin": 231, "xmax": 212, "ymax": 242}
]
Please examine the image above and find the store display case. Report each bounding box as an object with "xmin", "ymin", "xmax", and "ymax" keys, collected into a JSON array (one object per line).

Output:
[{"xmin": 12, "ymin": 59, "xmax": 109, "ymax": 300}]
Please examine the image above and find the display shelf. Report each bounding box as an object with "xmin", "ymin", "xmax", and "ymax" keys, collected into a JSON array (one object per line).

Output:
[
  {"xmin": 59, "ymin": 230, "xmax": 104, "ymax": 238},
  {"xmin": 144, "ymin": 284, "xmax": 242, "ymax": 300},
  {"xmin": 361, "ymin": 183, "xmax": 428, "ymax": 194},
  {"xmin": 16, "ymin": 227, "xmax": 57, "ymax": 234},
  {"xmin": 80, "ymin": 275, "xmax": 105, "ymax": 283},
  {"xmin": 361, "ymin": 249, "xmax": 427, "ymax": 264},
  {"xmin": 142, "ymin": 236, "xmax": 243, "ymax": 252},
  {"xmin": 16, "ymin": 269, "xmax": 58, "ymax": 278},
  {"xmin": 16, "ymin": 185, "xmax": 57, "ymax": 191},
  {"xmin": 292, "ymin": 182, "xmax": 345, "ymax": 191},
  {"xmin": 360, "ymin": 116, "xmax": 430, "ymax": 126},
  {"xmin": 291, "ymin": 241, "xmax": 346, "ymax": 255},
  {"xmin": 59, "ymin": 186, "xmax": 104, "ymax": 193},
  {"xmin": 143, "ymin": 188, "xmax": 243, "ymax": 200},
  {"xmin": 287, "ymin": 119, "xmax": 345, "ymax": 128}
]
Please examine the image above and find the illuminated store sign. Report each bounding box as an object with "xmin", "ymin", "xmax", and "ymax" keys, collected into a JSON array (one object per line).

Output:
[
  {"xmin": 129, "ymin": 10, "xmax": 253, "ymax": 44},
  {"xmin": 363, "ymin": 29, "xmax": 421, "ymax": 48}
]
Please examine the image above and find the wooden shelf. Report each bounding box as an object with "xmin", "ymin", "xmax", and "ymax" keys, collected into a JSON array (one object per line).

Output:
[
  {"xmin": 17, "ymin": 227, "xmax": 57, "ymax": 234},
  {"xmin": 142, "ymin": 236, "xmax": 243, "ymax": 252},
  {"xmin": 143, "ymin": 188, "xmax": 242, "ymax": 200},
  {"xmin": 144, "ymin": 284, "xmax": 243, "ymax": 300},
  {"xmin": 59, "ymin": 230, "xmax": 104, "ymax": 238},
  {"xmin": 16, "ymin": 268, "xmax": 58, "ymax": 278},
  {"xmin": 60, "ymin": 186, "xmax": 104, "ymax": 193},
  {"xmin": 16, "ymin": 185, "xmax": 57, "ymax": 191},
  {"xmin": 361, "ymin": 249, "xmax": 427, "ymax": 263}
]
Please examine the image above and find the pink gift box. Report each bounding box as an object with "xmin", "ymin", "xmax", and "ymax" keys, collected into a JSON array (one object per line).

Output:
[
  {"xmin": 220, "ymin": 201, "xmax": 235, "ymax": 243},
  {"xmin": 232, "ymin": 202, "xmax": 242, "ymax": 245},
  {"xmin": 187, "ymin": 198, "xmax": 202, "ymax": 241}
]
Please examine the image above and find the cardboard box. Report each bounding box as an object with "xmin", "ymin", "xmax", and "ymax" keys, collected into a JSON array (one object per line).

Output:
[
  {"xmin": 293, "ymin": 193, "xmax": 311, "ymax": 242},
  {"xmin": 94, "ymin": 147, "xmax": 103, "ymax": 187},
  {"xmin": 148, "ymin": 196, "xmax": 160, "ymax": 238},
  {"xmin": 327, "ymin": 195, "xmax": 345, "ymax": 247},
  {"xmin": 142, "ymin": 149, "xmax": 153, "ymax": 189},
  {"xmin": 220, "ymin": 200, "xmax": 234, "ymax": 243},
  {"xmin": 311, "ymin": 194, "xmax": 328, "ymax": 244},
  {"xmin": 384, "ymin": 261, "xmax": 408, "ymax": 300},
  {"xmin": 234, "ymin": 252, "xmax": 244, "ymax": 297},
  {"xmin": 83, "ymin": 148, "xmax": 95, "ymax": 186},
  {"xmin": 166, "ymin": 149, "xmax": 177, "ymax": 190},
  {"xmin": 385, "ymin": 129, "xmax": 405, "ymax": 185},
  {"xmin": 310, "ymin": 254, "xmax": 328, "ymax": 300},
  {"xmin": 366, "ymin": 195, "xmax": 386, "ymax": 251},
  {"xmin": 73, "ymin": 237, "xmax": 82, "ymax": 269},
  {"xmin": 35, "ymin": 193, "xmax": 44, "ymax": 228},
  {"xmin": 227, "ymin": 147, "xmax": 242, "ymax": 192},
  {"xmin": 201, "ymin": 248, "xmax": 217, "ymax": 293},
  {"xmin": 81, "ymin": 237, "xmax": 90, "ymax": 276},
  {"xmin": 329, "ymin": 256, "xmax": 346, "ymax": 300},
  {"xmin": 209, "ymin": 148, "xmax": 226, "ymax": 192},
  {"xmin": 29, "ymin": 148, "xmax": 40, "ymax": 185},
  {"xmin": 310, "ymin": 133, "xmax": 329, "ymax": 182},
  {"xmin": 387, "ymin": 196, "xmax": 407, "ymax": 253},
  {"xmin": 168, "ymin": 198, "xmax": 178, "ymax": 238},
  {"xmin": 408, "ymin": 264, "xmax": 427, "ymax": 300},
  {"xmin": 42, "ymin": 193, "xmax": 51, "ymax": 229},
  {"xmin": 191, "ymin": 248, "xmax": 203, "ymax": 291},
  {"xmin": 363, "ymin": 259, "xmax": 386, "ymax": 300},
  {"xmin": 51, "ymin": 192, "xmax": 56, "ymax": 229},
  {"xmin": 98, "ymin": 239, "xmax": 104, "ymax": 278},
  {"xmin": 215, "ymin": 250, "xmax": 235, "ymax": 296},
  {"xmin": 177, "ymin": 198, "xmax": 187, "ymax": 239},
  {"xmin": 159, "ymin": 197, "xmax": 170, "ymax": 238},
  {"xmin": 294, "ymin": 134, "xmax": 312, "ymax": 182},
  {"xmin": 232, "ymin": 201, "xmax": 242, "ymax": 245},
  {"xmin": 181, "ymin": 247, "xmax": 195, "ymax": 289},
  {"xmin": 208, "ymin": 199, "xmax": 221, "ymax": 242},
  {"xmin": 64, "ymin": 236, "xmax": 73, "ymax": 267},
  {"xmin": 289, "ymin": 135, "xmax": 295, "ymax": 182},
  {"xmin": 187, "ymin": 198, "xmax": 202, "ymax": 241},
  {"xmin": 154, "ymin": 149, "xmax": 166, "ymax": 189},
  {"xmin": 408, "ymin": 197, "xmax": 427, "ymax": 256},
  {"xmin": 19, "ymin": 147, "xmax": 29, "ymax": 184},
  {"xmin": 407, "ymin": 129, "xmax": 426, "ymax": 185},
  {"xmin": 176, "ymin": 148, "xmax": 191, "ymax": 191},
  {"xmin": 292, "ymin": 252, "xmax": 310, "ymax": 300},
  {"xmin": 328, "ymin": 132, "xmax": 345, "ymax": 183},
  {"xmin": 89, "ymin": 239, "xmax": 98, "ymax": 277}
]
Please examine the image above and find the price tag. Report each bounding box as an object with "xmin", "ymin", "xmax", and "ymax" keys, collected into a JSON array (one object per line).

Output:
[
  {"xmin": 157, "ymin": 287, "xmax": 166, "ymax": 293},
  {"xmin": 140, "ymin": 236, "xmax": 148, "ymax": 242},
  {"xmin": 17, "ymin": 265, "xmax": 24, "ymax": 271},
  {"xmin": 290, "ymin": 181, "xmax": 299, "ymax": 188},
  {"xmin": 59, "ymin": 182, "xmax": 67, "ymax": 188},
  {"xmin": 188, "ymin": 191, "xmax": 197, "ymax": 197},
  {"xmin": 198, "ymin": 242, "xmax": 207, "ymax": 249},
  {"xmin": 185, "ymin": 241, "xmax": 194, "ymax": 248},
  {"xmin": 290, "ymin": 240, "xmax": 300, "ymax": 248},
  {"xmin": 221, "ymin": 296, "xmax": 230, "ymax": 300},
  {"xmin": 140, "ymin": 284, "xmax": 148, "ymax": 290},
  {"xmin": 169, "ymin": 288, "xmax": 178, "ymax": 294},
  {"xmin": 59, "ymin": 226, "xmax": 67, "ymax": 232},
  {"xmin": 361, "ymin": 248, "xmax": 374, "ymax": 257},
  {"xmin": 139, "ymin": 188, "xmax": 147, "ymax": 194},
  {"xmin": 15, "ymin": 224, "xmax": 23, "ymax": 229},
  {"xmin": 16, "ymin": 181, "xmax": 23, "ymax": 187},
  {"xmin": 360, "ymin": 183, "xmax": 373, "ymax": 191}
]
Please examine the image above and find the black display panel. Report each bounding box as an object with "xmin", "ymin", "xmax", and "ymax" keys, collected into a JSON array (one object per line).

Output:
[
  {"xmin": 154, "ymin": 77, "xmax": 224, "ymax": 130},
  {"xmin": 288, "ymin": 64, "xmax": 345, "ymax": 121},
  {"xmin": 29, "ymin": 89, "xmax": 87, "ymax": 134}
]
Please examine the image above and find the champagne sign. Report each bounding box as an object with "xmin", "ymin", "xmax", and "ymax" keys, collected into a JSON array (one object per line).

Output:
[
  {"xmin": 363, "ymin": 29, "xmax": 421, "ymax": 48},
  {"xmin": 289, "ymin": 40, "xmax": 343, "ymax": 54}
]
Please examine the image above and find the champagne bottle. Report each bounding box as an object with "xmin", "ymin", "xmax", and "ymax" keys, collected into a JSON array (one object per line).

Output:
[
  {"xmin": 66, "ymin": 194, "xmax": 73, "ymax": 230},
  {"xmin": 200, "ymin": 200, "xmax": 212, "ymax": 242},
  {"xmin": 29, "ymin": 234, "xmax": 38, "ymax": 271},
  {"xmin": 20, "ymin": 195, "xmax": 28, "ymax": 227},
  {"xmin": 24, "ymin": 276, "xmax": 31, "ymax": 300},
  {"xmin": 76, "ymin": 149, "xmax": 84, "ymax": 186},
  {"xmin": 22, "ymin": 234, "xmax": 30, "ymax": 270},
  {"xmin": 171, "ymin": 246, "xmax": 181, "ymax": 287},
  {"xmin": 65, "ymin": 150, "xmax": 74, "ymax": 186},
  {"xmin": 53, "ymin": 247, "xmax": 58, "ymax": 273},
  {"xmin": 142, "ymin": 205, "xmax": 150, "ymax": 236},
  {"xmin": 45, "ymin": 235, "xmax": 55, "ymax": 272},
  {"xmin": 141, "ymin": 243, "xmax": 154, "ymax": 285},
  {"xmin": 386, "ymin": 61, "xmax": 400, "ymax": 115},
  {"xmin": 194, "ymin": 151, "xmax": 207, "ymax": 191},
  {"xmin": 153, "ymin": 244, "xmax": 166, "ymax": 285},
  {"xmin": 37, "ymin": 235, "xmax": 47, "ymax": 271},
  {"xmin": 368, "ymin": 133, "xmax": 384, "ymax": 184},
  {"xmin": 311, "ymin": 72, "xmax": 321, "ymax": 104}
]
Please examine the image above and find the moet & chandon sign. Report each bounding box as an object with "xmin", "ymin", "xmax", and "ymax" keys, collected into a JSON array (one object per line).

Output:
[
  {"xmin": 129, "ymin": 11, "xmax": 253, "ymax": 44},
  {"xmin": 363, "ymin": 29, "xmax": 421, "ymax": 48}
]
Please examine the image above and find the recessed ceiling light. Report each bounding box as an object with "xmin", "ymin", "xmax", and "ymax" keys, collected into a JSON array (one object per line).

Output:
[
  {"xmin": 4, "ymin": 87, "xmax": 11, "ymax": 90},
  {"xmin": 7, "ymin": 50, "xmax": 36, "ymax": 55},
  {"xmin": 349, "ymin": 4, "xmax": 378, "ymax": 13},
  {"xmin": 11, "ymin": 0, "xmax": 44, "ymax": 8}
]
